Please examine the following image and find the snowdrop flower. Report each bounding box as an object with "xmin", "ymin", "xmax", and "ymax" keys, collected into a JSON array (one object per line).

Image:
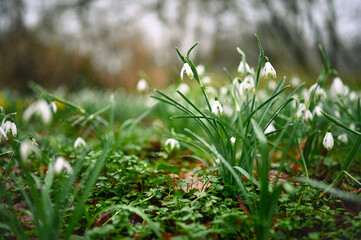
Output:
[
  {"xmin": 230, "ymin": 136, "xmax": 236, "ymax": 145},
  {"xmin": 213, "ymin": 158, "xmax": 221, "ymax": 167},
  {"xmin": 146, "ymin": 97, "xmax": 158, "ymax": 108},
  {"xmin": 1, "ymin": 121, "xmax": 17, "ymax": 137},
  {"xmin": 196, "ymin": 64, "xmax": 205, "ymax": 75},
  {"xmin": 201, "ymin": 76, "xmax": 212, "ymax": 85},
  {"xmin": 349, "ymin": 91, "xmax": 358, "ymax": 101},
  {"xmin": 177, "ymin": 83, "xmax": 190, "ymax": 94},
  {"xmin": 136, "ymin": 79, "xmax": 149, "ymax": 92},
  {"xmin": 262, "ymin": 62, "xmax": 276, "ymax": 79},
  {"xmin": 20, "ymin": 140, "xmax": 40, "ymax": 161},
  {"xmin": 295, "ymin": 103, "xmax": 313, "ymax": 121},
  {"xmin": 238, "ymin": 61, "xmax": 250, "ymax": 75},
  {"xmin": 23, "ymin": 99, "xmax": 52, "ymax": 125},
  {"xmin": 304, "ymin": 109, "xmax": 313, "ymax": 122},
  {"xmin": 212, "ymin": 99, "xmax": 223, "ymax": 116},
  {"xmin": 180, "ymin": 63, "xmax": 193, "ymax": 80},
  {"xmin": 323, "ymin": 132, "xmax": 334, "ymax": 151},
  {"xmin": 74, "ymin": 137, "xmax": 86, "ymax": 148},
  {"xmin": 239, "ymin": 76, "xmax": 255, "ymax": 99},
  {"xmin": 330, "ymin": 77, "xmax": 349, "ymax": 98},
  {"xmin": 50, "ymin": 101, "xmax": 57, "ymax": 113},
  {"xmin": 0, "ymin": 126, "xmax": 7, "ymax": 140},
  {"xmin": 165, "ymin": 138, "xmax": 180, "ymax": 153},
  {"xmin": 312, "ymin": 105, "xmax": 323, "ymax": 117},
  {"xmin": 220, "ymin": 86, "xmax": 228, "ymax": 96},
  {"xmin": 54, "ymin": 157, "xmax": 73, "ymax": 174},
  {"xmin": 264, "ymin": 123, "xmax": 276, "ymax": 134},
  {"xmin": 291, "ymin": 77, "xmax": 301, "ymax": 87},
  {"xmin": 337, "ymin": 133, "xmax": 348, "ymax": 144},
  {"xmin": 268, "ymin": 80, "xmax": 277, "ymax": 90},
  {"xmin": 350, "ymin": 123, "xmax": 356, "ymax": 131},
  {"xmin": 309, "ymin": 83, "xmax": 326, "ymax": 99}
]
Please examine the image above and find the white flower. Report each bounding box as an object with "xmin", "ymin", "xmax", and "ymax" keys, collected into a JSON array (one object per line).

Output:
[
  {"xmin": 304, "ymin": 109, "xmax": 313, "ymax": 122},
  {"xmin": 309, "ymin": 83, "xmax": 326, "ymax": 99},
  {"xmin": 213, "ymin": 158, "xmax": 221, "ymax": 167},
  {"xmin": 20, "ymin": 140, "xmax": 40, "ymax": 161},
  {"xmin": 74, "ymin": 137, "xmax": 86, "ymax": 148},
  {"xmin": 50, "ymin": 101, "xmax": 57, "ymax": 113},
  {"xmin": 0, "ymin": 126, "xmax": 7, "ymax": 140},
  {"xmin": 196, "ymin": 64, "xmax": 205, "ymax": 75},
  {"xmin": 239, "ymin": 76, "xmax": 255, "ymax": 99},
  {"xmin": 238, "ymin": 61, "xmax": 250, "ymax": 75},
  {"xmin": 201, "ymin": 76, "xmax": 212, "ymax": 85},
  {"xmin": 291, "ymin": 77, "xmax": 301, "ymax": 87},
  {"xmin": 177, "ymin": 83, "xmax": 190, "ymax": 94},
  {"xmin": 230, "ymin": 137, "xmax": 236, "ymax": 145},
  {"xmin": 212, "ymin": 100, "xmax": 223, "ymax": 116},
  {"xmin": 2, "ymin": 121, "xmax": 17, "ymax": 137},
  {"xmin": 295, "ymin": 103, "xmax": 313, "ymax": 121},
  {"xmin": 262, "ymin": 62, "xmax": 276, "ymax": 79},
  {"xmin": 337, "ymin": 133, "xmax": 348, "ymax": 144},
  {"xmin": 54, "ymin": 157, "xmax": 73, "ymax": 174},
  {"xmin": 313, "ymin": 105, "xmax": 323, "ymax": 117},
  {"xmin": 330, "ymin": 77, "xmax": 349, "ymax": 98},
  {"xmin": 180, "ymin": 63, "xmax": 193, "ymax": 80},
  {"xmin": 23, "ymin": 100, "xmax": 52, "ymax": 125},
  {"xmin": 349, "ymin": 91, "xmax": 358, "ymax": 101},
  {"xmin": 350, "ymin": 123, "xmax": 356, "ymax": 131},
  {"xmin": 268, "ymin": 80, "xmax": 277, "ymax": 90},
  {"xmin": 264, "ymin": 123, "xmax": 276, "ymax": 134},
  {"xmin": 136, "ymin": 79, "xmax": 149, "ymax": 92},
  {"xmin": 323, "ymin": 132, "xmax": 334, "ymax": 151},
  {"xmin": 165, "ymin": 138, "xmax": 180, "ymax": 152},
  {"xmin": 220, "ymin": 86, "xmax": 228, "ymax": 96}
]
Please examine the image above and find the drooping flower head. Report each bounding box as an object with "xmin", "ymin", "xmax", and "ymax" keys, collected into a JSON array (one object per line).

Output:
[
  {"xmin": 177, "ymin": 83, "xmax": 190, "ymax": 94},
  {"xmin": 54, "ymin": 157, "xmax": 73, "ymax": 174},
  {"xmin": 180, "ymin": 63, "xmax": 193, "ymax": 81},
  {"xmin": 74, "ymin": 137, "xmax": 86, "ymax": 149},
  {"xmin": 136, "ymin": 79, "xmax": 149, "ymax": 92},
  {"xmin": 262, "ymin": 61, "xmax": 277, "ymax": 79},
  {"xmin": 330, "ymin": 77, "xmax": 349, "ymax": 98},
  {"xmin": 238, "ymin": 61, "xmax": 251, "ymax": 75},
  {"xmin": 211, "ymin": 99, "xmax": 224, "ymax": 116},
  {"xmin": 337, "ymin": 133, "xmax": 348, "ymax": 144},
  {"xmin": 1, "ymin": 121, "xmax": 17, "ymax": 137},
  {"xmin": 295, "ymin": 103, "xmax": 313, "ymax": 122},
  {"xmin": 239, "ymin": 76, "xmax": 255, "ymax": 99},
  {"xmin": 165, "ymin": 138, "xmax": 180, "ymax": 153},
  {"xmin": 20, "ymin": 139, "xmax": 40, "ymax": 161},
  {"xmin": 323, "ymin": 132, "xmax": 334, "ymax": 151},
  {"xmin": 309, "ymin": 83, "xmax": 326, "ymax": 100},
  {"xmin": 23, "ymin": 99, "xmax": 52, "ymax": 125}
]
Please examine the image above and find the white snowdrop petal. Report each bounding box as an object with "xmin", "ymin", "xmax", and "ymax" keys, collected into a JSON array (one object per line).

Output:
[
  {"xmin": 322, "ymin": 132, "xmax": 334, "ymax": 151},
  {"xmin": 74, "ymin": 137, "xmax": 86, "ymax": 148}
]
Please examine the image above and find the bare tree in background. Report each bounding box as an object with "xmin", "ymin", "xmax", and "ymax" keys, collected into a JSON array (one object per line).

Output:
[{"xmin": 0, "ymin": 0, "xmax": 24, "ymax": 39}]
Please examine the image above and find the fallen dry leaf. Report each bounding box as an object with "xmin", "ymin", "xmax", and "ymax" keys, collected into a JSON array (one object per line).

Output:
[
  {"xmin": 238, "ymin": 196, "xmax": 250, "ymax": 215},
  {"xmin": 170, "ymin": 170, "xmax": 211, "ymax": 193},
  {"xmin": 92, "ymin": 211, "xmax": 112, "ymax": 227},
  {"xmin": 268, "ymin": 170, "xmax": 290, "ymax": 185}
]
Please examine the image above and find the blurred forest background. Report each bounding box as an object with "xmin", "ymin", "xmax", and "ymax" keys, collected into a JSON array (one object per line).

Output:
[{"xmin": 1, "ymin": 0, "xmax": 360, "ymax": 92}]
